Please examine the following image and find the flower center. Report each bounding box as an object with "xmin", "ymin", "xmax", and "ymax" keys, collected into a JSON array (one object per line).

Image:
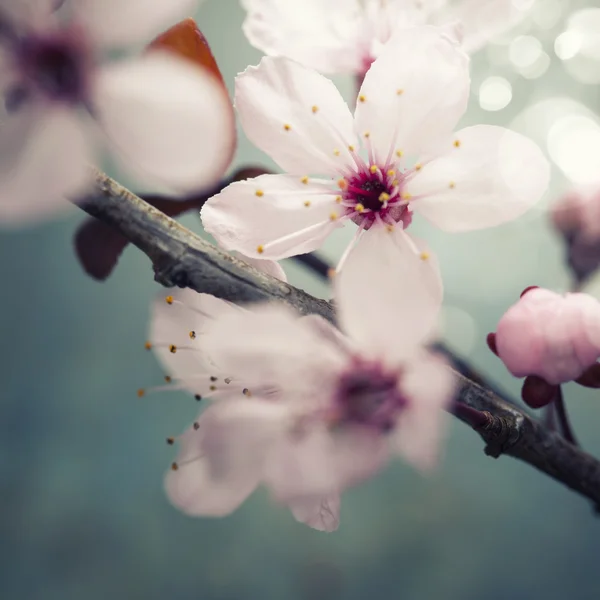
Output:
[
  {"xmin": 17, "ymin": 34, "xmax": 88, "ymax": 104},
  {"xmin": 336, "ymin": 362, "xmax": 406, "ymax": 432},
  {"xmin": 342, "ymin": 165, "xmax": 413, "ymax": 231}
]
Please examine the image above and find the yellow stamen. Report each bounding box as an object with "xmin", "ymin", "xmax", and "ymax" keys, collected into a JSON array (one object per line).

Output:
[
  {"xmin": 255, "ymin": 189, "xmax": 264, "ymax": 197},
  {"xmin": 257, "ymin": 245, "xmax": 264, "ymax": 254}
]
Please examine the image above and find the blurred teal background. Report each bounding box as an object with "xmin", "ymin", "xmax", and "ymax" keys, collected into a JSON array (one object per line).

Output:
[{"xmin": 2, "ymin": 0, "xmax": 600, "ymax": 598}]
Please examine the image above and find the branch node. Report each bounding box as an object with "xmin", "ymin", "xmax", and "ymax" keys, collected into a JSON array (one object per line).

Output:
[{"xmin": 477, "ymin": 412, "xmax": 522, "ymax": 458}]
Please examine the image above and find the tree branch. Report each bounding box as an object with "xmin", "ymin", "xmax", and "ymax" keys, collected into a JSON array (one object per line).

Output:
[{"xmin": 76, "ymin": 168, "xmax": 600, "ymax": 509}]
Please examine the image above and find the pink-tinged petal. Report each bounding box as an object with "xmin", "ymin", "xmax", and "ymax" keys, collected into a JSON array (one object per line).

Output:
[
  {"xmin": 92, "ymin": 51, "xmax": 235, "ymax": 195},
  {"xmin": 235, "ymin": 56, "xmax": 357, "ymax": 176},
  {"xmin": 496, "ymin": 288, "xmax": 556, "ymax": 379},
  {"xmin": 439, "ymin": 0, "xmax": 531, "ymax": 54},
  {"xmin": 76, "ymin": 0, "xmax": 199, "ymax": 49},
  {"xmin": 149, "ymin": 288, "xmax": 242, "ymax": 393},
  {"xmin": 336, "ymin": 227, "xmax": 443, "ymax": 363},
  {"xmin": 201, "ymin": 174, "xmax": 342, "ymax": 260},
  {"xmin": 241, "ymin": 0, "xmax": 363, "ymax": 74},
  {"xmin": 287, "ymin": 494, "xmax": 341, "ymax": 532},
  {"xmin": 237, "ymin": 253, "xmax": 288, "ymax": 283},
  {"xmin": 202, "ymin": 304, "xmax": 345, "ymax": 397},
  {"xmin": 392, "ymin": 352, "xmax": 455, "ymax": 472},
  {"xmin": 354, "ymin": 26, "xmax": 470, "ymax": 164},
  {"xmin": 0, "ymin": 105, "xmax": 91, "ymax": 227},
  {"xmin": 0, "ymin": 0, "xmax": 58, "ymax": 28},
  {"xmin": 267, "ymin": 424, "xmax": 388, "ymax": 500},
  {"xmin": 408, "ymin": 125, "xmax": 550, "ymax": 232},
  {"xmin": 165, "ymin": 399, "xmax": 288, "ymax": 517}
]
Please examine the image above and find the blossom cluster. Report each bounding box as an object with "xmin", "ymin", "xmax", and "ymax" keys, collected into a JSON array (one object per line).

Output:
[{"xmin": 6, "ymin": 0, "xmax": 593, "ymax": 533}]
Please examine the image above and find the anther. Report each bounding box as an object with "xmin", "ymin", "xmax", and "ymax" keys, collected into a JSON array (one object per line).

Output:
[
  {"xmin": 387, "ymin": 170, "xmax": 395, "ymax": 177},
  {"xmin": 396, "ymin": 89, "xmax": 404, "ymax": 95},
  {"xmin": 193, "ymin": 422, "xmax": 200, "ymax": 431},
  {"xmin": 243, "ymin": 388, "xmax": 252, "ymax": 396},
  {"xmin": 257, "ymin": 245, "xmax": 264, "ymax": 254},
  {"xmin": 334, "ymin": 149, "xmax": 340, "ymax": 156},
  {"xmin": 210, "ymin": 376, "xmax": 218, "ymax": 382},
  {"xmin": 386, "ymin": 224, "xmax": 395, "ymax": 233},
  {"xmin": 420, "ymin": 252, "xmax": 430, "ymax": 261},
  {"xmin": 312, "ymin": 105, "xmax": 319, "ymax": 113},
  {"xmin": 164, "ymin": 376, "xmax": 172, "ymax": 383},
  {"xmin": 359, "ymin": 94, "xmax": 366, "ymax": 103},
  {"xmin": 224, "ymin": 378, "xmax": 232, "ymax": 384},
  {"xmin": 301, "ymin": 176, "xmax": 309, "ymax": 184},
  {"xmin": 364, "ymin": 131, "xmax": 370, "ymax": 138},
  {"xmin": 284, "ymin": 124, "xmax": 292, "ymax": 131},
  {"xmin": 189, "ymin": 330, "xmax": 196, "ymax": 339},
  {"xmin": 329, "ymin": 212, "xmax": 338, "ymax": 221},
  {"xmin": 379, "ymin": 192, "xmax": 390, "ymax": 202},
  {"xmin": 169, "ymin": 345, "xmax": 177, "ymax": 354},
  {"xmin": 255, "ymin": 189, "xmax": 264, "ymax": 197},
  {"xmin": 327, "ymin": 268, "xmax": 336, "ymax": 279},
  {"xmin": 337, "ymin": 179, "xmax": 347, "ymax": 190},
  {"xmin": 454, "ymin": 139, "xmax": 461, "ymax": 148},
  {"xmin": 171, "ymin": 462, "xmax": 179, "ymax": 471},
  {"xmin": 415, "ymin": 163, "xmax": 423, "ymax": 171},
  {"xmin": 194, "ymin": 394, "xmax": 202, "ymax": 401},
  {"xmin": 144, "ymin": 342, "xmax": 152, "ymax": 351},
  {"xmin": 165, "ymin": 296, "xmax": 174, "ymax": 305},
  {"xmin": 401, "ymin": 192, "xmax": 412, "ymax": 200},
  {"xmin": 355, "ymin": 203, "xmax": 365, "ymax": 213},
  {"xmin": 370, "ymin": 165, "xmax": 379, "ymax": 174},
  {"xmin": 348, "ymin": 145, "xmax": 355, "ymax": 152},
  {"xmin": 137, "ymin": 389, "xmax": 145, "ymax": 398},
  {"xmin": 209, "ymin": 385, "xmax": 217, "ymax": 392},
  {"xmin": 335, "ymin": 196, "xmax": 342, "ymax": 204},
  {"xmin": 396, "ymin": 150, "xmax": 403, "ymax": 157},
  {"xmin": 449, "ymin": 181, "xmax": 456, "ymax": 189},
  {"xmin": 166, "ymin": 437, "xmax": 175, "ymax": 445},
  {"xmin": 304, "ymin": 200, "xmax": 311, "ymax": 207}
]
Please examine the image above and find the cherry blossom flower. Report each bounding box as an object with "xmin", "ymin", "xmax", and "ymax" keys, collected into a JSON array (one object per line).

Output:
[
  {"xmin": 0, "ymin": 0, "xmax": 235, "ymax": 226},
  {"xmin": 162, "ymin": 232, "xmax": 454, "ymax": 531},
  {"xmin": 492, "ymin": 287, "xmax": 600, "ymax": 389},
  {"xmin": 551, "ymin": 186, "xmax": 600, "ymax": 285},
  {"xmin": 241, "ymin": 0, "xmax": 533, "ymax": 78},
  {"xmin": 201, "ymin": 26, "xmax": 549, "ymax": 273}
]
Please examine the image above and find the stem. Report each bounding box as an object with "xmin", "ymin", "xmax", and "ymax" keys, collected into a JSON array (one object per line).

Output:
[
  {"xmin": 73, "ymin": 168, "xmax": 600, "ymax": 510},
  {"xmin": 555, "ymin": 387, "xmax": 579, "ymax": 447}
]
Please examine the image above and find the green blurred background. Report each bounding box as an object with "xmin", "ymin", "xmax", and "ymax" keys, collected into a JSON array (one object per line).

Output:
[{"xmin": 2, "ymin": 0, "xmax": 600, "ymax": 598}]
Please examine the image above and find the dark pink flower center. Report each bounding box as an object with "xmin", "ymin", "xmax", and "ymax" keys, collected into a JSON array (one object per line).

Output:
[
  {"xmin": 336, "ymin": 361, "xmax": 406, "ymax": 432},
  {"xmin": 20, "ymin": 36, "xmax": 87, "ymax": 102},
  {"xmin": 342, "ymin": 166, "xmax": 413, "ymax": 231}
]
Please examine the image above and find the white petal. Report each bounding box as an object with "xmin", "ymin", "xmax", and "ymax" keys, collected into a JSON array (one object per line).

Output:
[
  {"xmin": 392, "ymin": 352, "xmax": 455, "ymax": 472},
  {"xmin": 76, "ymin": 0, "xmax": 200, "ymax": 48},
  {"xmin": 439, "ymin": 0, "xmax": 531, "ymax": 54},
  {"xmin": 92, "ymin": 52, "xmax": 235, "ymax": 195},
  {"xmin": 235, "ymin": 56, "xmax": 357, "ymax": 176},
  {"xmin": 203, "ymin": 304, "xmax": 346, "ymax": 398},
  {"xmin": 407, "ymin": 125, "xmax": 550, "ymax": 232},
  {"xmin": 336, "ymin": 227, "xmax": 443, "ymax": 363},
  {"xmin": 235, "ymin": 253, "xmax": 288, "ymax": 283},
  {"xmin": 287, "ymin": 494, "xmax": 341, "ymax": 532},
  {"xmin": 267, "ymin": 424, "xmax": 387, "ymax": 500},
  {"xmin": 201, "ymin": 174, "xmax": 342, "ymax": 260},
  {"xmin": 354, "ymin": 26, "xmax": 470, "ymax": 164},
  {"xmin": 241, "ymin": 0, "xmax": 363, "ymax": 74},
  {"xmin": 149, "ymin": 288, "xmax": 242, "ymax": 394},
  {"xmin": 0, "ymin": 105, "xmax": 91, "ymax": 227},
  {"xmin": 165, "ymin": 399, "xmax": 287, "ymax": 517}
]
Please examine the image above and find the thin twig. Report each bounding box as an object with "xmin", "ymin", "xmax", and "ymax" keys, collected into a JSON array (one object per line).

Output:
[
  {"xmin": 555, "ymin": 387, "xmax": 579, "ymax": 447},
  {"xmin": 74, "ymin": 168, "xmax": 600, "ymax": 510}
]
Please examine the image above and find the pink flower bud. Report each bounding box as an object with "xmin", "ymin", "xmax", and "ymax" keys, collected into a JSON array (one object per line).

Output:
[{"xmin": 495, "ymin": 288, "xmax": 600, "ymax": 385}]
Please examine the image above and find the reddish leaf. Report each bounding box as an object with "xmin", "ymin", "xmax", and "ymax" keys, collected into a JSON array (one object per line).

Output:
[
  {"xmin": 147, "ymin": 17, "xmax": 226, "ymax": 88},
  {"xmin": 521, "ymin": 375, "xmax": 558, "ymax": 409},
  {"xmin": 575, "ymin": 363, "xmax": 600, "ymax": 389},
  {"xmin": 486, "ymin": 332, "xmax": 498, "ymax": 356}
]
